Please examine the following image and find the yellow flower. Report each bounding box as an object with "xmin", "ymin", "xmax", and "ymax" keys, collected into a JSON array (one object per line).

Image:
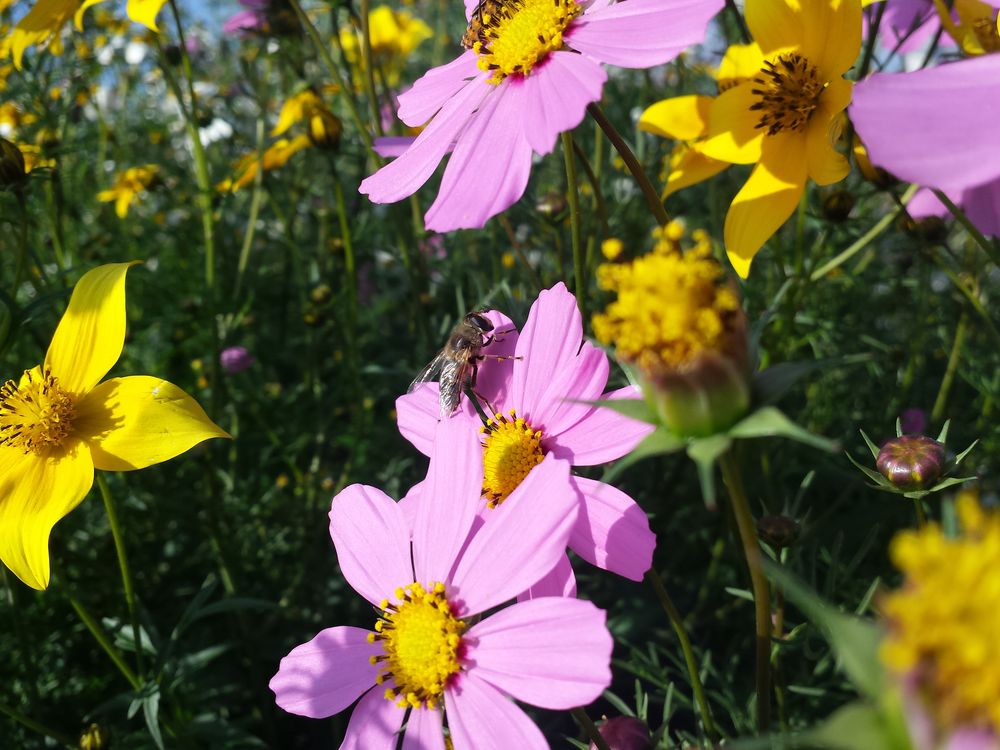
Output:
[
  {"xmin": 338, "ymin": 5, "xmax": 432, "ymax": 86},
  {"xmin": 695, "ymin": 0, "xmax": 861, "ymax": 278},
  {"xmin": 0, "ymin": 102, "xmax": 37, "ymax": 137},
  {"xmin": 18, "ymin": 142, "xmax": 54, "ymax": 172},
  {"xmin": 639, "ymin": 43, "xmax": 762, "ymax": 200},
  {"xmin": 10, "ymin": 0, "xmax": 167, "ymax": 68},
  {"xmin": 933, "ymin": 0, "xmax": 1000, "ymax": 54},
  {"xmin": 0, "ymin": 263, "xmax": 228, "ymax": 590},
  {"xmin": 881, "ymin": 492, "xmax": 1000, "ymax": 735},
  {"xmin": 225, "ymin": 135, "xmax": 312, "ymax": 192},
  {"xmin": 97, "ymin": 164, "xmax": 159, "ymax": 219}
]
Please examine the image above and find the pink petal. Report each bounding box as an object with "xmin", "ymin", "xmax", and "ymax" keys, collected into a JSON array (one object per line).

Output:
[
  {"xmin": 329, "ymin": 485, "xmax": 413, "ymax": 606},
  {"xmin": 269, "ymin": 626, "xmax": 379, "ymax": 719},
  {"xmin": 907, "ymin": 187, "xmax": 949, "ymax": 219},
  {"xmin": 424, "ymin": 81, "xmax": 534, "ymax": 232},
  {"xmin": 567, "ymin": 0, "xmax": 725, "ymax": 69},
  {"xmin": 532, "ymin": 341, "xmax": 610, "ymax": 438},
  {"xmin": 569, "ymin": 476, "xmax": 654, "ymax": 581},
  {"xmin": 518, "ymin": 554, "xmax": 577, "ymax": 601},
  {"xmin": 373, "ymin": 136, "xmax": 416, "ymax": 159},
  {"xmin": 398, "ymin": 478, "xmax": 424, "ymax": 537},
  {"xmin": 465, "ymin": 597, "xmax": 612, "ymax": 709},
  {"xmin": 360, "ymin": 72, "xmax": 491, "ymax": 204},
  {"xmin": 397, "ymin": 51, "xmax": 482, "ymax": 128},
  {"xmin": 549, "ymin": 385, "xmax": 655, "ymax": 466},
  {"xmin": 962, "ymin": 175, "xmax": 1000, "ymax": 239},
  {"xmin": 512, "ymin": 283, "xmax": 584, "ymax": 425},
  {"xmin": 341, "ymin": 686, "xmax": 405, "ymax": 750},
  {"xmin": 445, "ymin": 673, "xmax": 547, "ymax": 750},
  {"xmin": 395, "ymin": 383, "xmax": 442, "ymax": 457},
  {"xmin": 401, "ymin": 707, "xmax": 445, "ymax": 750},
  {"xmin": 850, "ymin": 56, "xmax": 1000, "ymax": 193},
  {"xmin": 413, "ymin": 419, "xmax": 485, "ymax": 584},
  {"xmin": 449, "ymin": 456, "xmax": 578, "ymax": 616},
  {"xmin": 521, "ymin": 51, "xmax": 607, "ymax": 156}
]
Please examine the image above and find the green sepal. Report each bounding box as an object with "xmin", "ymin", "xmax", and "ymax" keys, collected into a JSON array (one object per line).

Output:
[
  {"xmin": 729, "ymin": 406, "xmax": 839, "ymax": 453},
  {"xmin": 601, "ymin": 426, "xmax": 685, "ymax": 484},
  {"xmin": 686, "ymin": 434, "xmax": 732, "ymax": 510}
]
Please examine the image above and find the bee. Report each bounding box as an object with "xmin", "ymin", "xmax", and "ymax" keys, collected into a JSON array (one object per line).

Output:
[
  {"xmin": 408, "ymin": 311, "xmax": 508, "ymax": 419},
  {"xmin": 462, "ymin": 0, "xmax": 501, "ymax": 50}
]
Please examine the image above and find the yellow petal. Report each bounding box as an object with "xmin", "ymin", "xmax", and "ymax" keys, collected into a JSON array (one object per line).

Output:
[
  {"xmin": 716, "ymin": 42, "xmax": 764, "ymax": 87},
  {"xmin": 74, "ymin": 376, "xmax": 230, "ymax": 472},
  {"xmin": 74, "ymin": 0, "xmax": 108, "ymax": 31},
  {"xmin": 700, "ymin": 82, "xmax": 764, "ymax": 165},
  {"xmin": 663, "ymin": 145, "xmax": 731, "ymax": 199},
  {"xmin": 11, "ymin": 0, "xmax": 77, "ymax": 69},
  {"xmin": 0, "ymin": 441, "xmax": 94, "ymax": 590},
  {"xmin": 96, "ymin": 189, "xmax": 117, "ymax": 202},
  {"xmin": 127, "ymin": 0, "xmax": 169, "ymax": 32},
  {"xmin": 803, "ymin": 0, "xmax": 862, "ymax": 77},
  {"xmin": 115, "ymin": 190, "xmax": 132, "ymax": 219},
  {"xmin": 724, "ymin": 133, "xmax": 807, "ymax": 278},
  {"xmin": 746, "ymin": 0, "xmax": 804, "ymax": 56},
  {"xmin": 806, "ymin": 78, "xmax": 852, "ymax": 186},
  {"xmin": 44, "ymin": 262, "xmax": 141, "ymax": 396},
  {"xmin": 639, "ymin": 95, "xmax": 714, "ymax": 141}
]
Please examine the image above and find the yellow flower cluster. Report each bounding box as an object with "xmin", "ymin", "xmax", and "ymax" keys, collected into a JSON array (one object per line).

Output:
[
  {"xmin": 881, "ymin": 494, "xmax": 1000, "ymax": 734},
  {"xmin": 593, "ymin": 229, "xmax": 740, "ymax": 375}
]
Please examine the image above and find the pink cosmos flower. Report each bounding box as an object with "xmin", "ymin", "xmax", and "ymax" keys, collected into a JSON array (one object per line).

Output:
[
  {"xmin": 270, "ymin": 419, "xmax": 613, "ymax": 749},
  {"xmin": 359, "ymin": 0, "xmax": 725, "ymax": 232},
  {"xmin": 396, "ymin": 283, "xmax": 656, "ymax": 587},
  {"xmin": 851, "ymin": 56, "xmax": 1000, "ymax": 238}
]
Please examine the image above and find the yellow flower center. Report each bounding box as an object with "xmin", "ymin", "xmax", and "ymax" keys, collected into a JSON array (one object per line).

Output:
[
  {"xmin": 463, "ymin": 0, "xmax": 582, "ymax": 84},
  {"xmin": 368, "ymin": 582, "xmax": 465, "ymax": 710},
  {"xmin": 971, "ymin": 16, "xmax": 1000, "ymax": 52},
  {"xmin": 481, "ymin": 409, "xmax": 545, "ymax": 507},
  {"xmin": 749, "ymin": 53, "xmax": 826, "ymax": 136},
  {"xmin": 0, "ymin": 367, "xmax": 76, "ymax": 454},
  {"xmin": 592, "ymin": 239, "xmax": 741, "ymax": 375},
  {"xmin": 881, "ymin": 494, "xmax": 1000, "ymax": 734}
]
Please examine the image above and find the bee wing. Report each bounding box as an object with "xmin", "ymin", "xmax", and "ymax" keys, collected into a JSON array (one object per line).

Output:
[
  {"xmin": 437, "ymin": 356, "xmax": 473, "ymax": 417},
  {"xmin": 407, "ymin": 350, "xmax": 450, "ymax": 393}
]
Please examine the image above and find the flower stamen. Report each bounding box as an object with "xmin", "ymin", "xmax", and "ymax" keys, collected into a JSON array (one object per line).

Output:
[
  {"xmin": 481, "ymin": 409, "xmax": 544, "ymax": 507},
  {"xmin": 367, "ymin": 582, "xmax": 465, "ymax": 710},
  {"xmin": 0, "ymin": 367, "xmax": 76, "ymax": 455},
  {"xmin": 463, "ymin": 0, "xmax": 582, "ymax": 84},
  {"xmin": 749, "ymin": 53, "xmax": 826, "ymax": 135}
]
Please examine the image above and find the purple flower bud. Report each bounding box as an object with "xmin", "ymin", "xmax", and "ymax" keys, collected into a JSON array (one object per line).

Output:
[
  {"xmin": 899, "ymin": 407, "xmax": 928, "ymax": 436},
  {"xmin": 589, "ymin": 717, "xmax": 652, "ymax": 750},
  {"xmin": 220, "ymin": 346, "xmax": 255, "ymax": 375},
  {"xmin": 877, "ymin": 435, "xmax": 946, "ymax": 490}
]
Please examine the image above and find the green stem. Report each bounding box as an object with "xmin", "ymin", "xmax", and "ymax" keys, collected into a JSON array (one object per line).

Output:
[
  {"xmin": 587, "ymin": 103, "xmax": 670, "ymax": 229},
  {"xmin": 931, "ymin": 310, "xmax": 967, "ymax": 423},
  {"xmin": 645, "ymin": 569, "xmax": 719, "ymax": 740},
  {"xmin": 562, "ymin": 132, "xmax": 585, "ymax": 315},
  {"xmin": 913, "ymin": 498, "xmax": 928, "ymax": 528},
  {"xmin": 0, "ymin": 701, "xmax": 74, "ymax": 747},
  {"xmin": 359, "ymin": 0, "xmax": 384, "ymax": 137},
  {"xmin": 856, "ymin": 1, "xmax": 886, "ymax": 81},
  {"xmin": 97, "ymin": 473, "xmax": 143, "ymax": 677},
  {"xmin": 933, "ymin": 189, "xmax": 1000, "ymax": 268},
  {"xmin": 570, "ymin": 707, "xmax": 612, "ymax": 750},
  {"xmin": 725, "ymin": 0, "xmax": 752, "ymax": 43},
  {"xmin": 68, "ymin": 595, "xmax": 141, "ymax": 690},
  {"xmin": 719, "ymin": 452, "xmax": 771, "ymax": 732},
  {"xmin": 288, "ymin": 0, "xmax": 375, "ymax": 154},
  {"xmin": 234, "ymin": 117, "xmax": 267, "ymax": 301}
]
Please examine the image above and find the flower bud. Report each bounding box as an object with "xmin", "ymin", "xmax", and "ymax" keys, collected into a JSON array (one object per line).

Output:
[
  {"xmin": 0, "ymin": 138, "xmax": 27, "ymax": 190},
  {"xmin": 220, "ymin": 346, "xmax": 255, "ymax": 375},
  {"xmin": 877, "ymin": 435, "xmax": 946, "ymax": 490},
  {"xmin": 821, "ymin": 190, "xmax": 854, "ymax": 222},
  {"xmin": 589, "ymin": 717, "xmax": 651, "ymax": 750},
  {"xmin": 757, "ymin": 515, "xmax": 800, "ymax": 548},
  {"xmin": 307, "ymin": 107, "xmax": 342, "ymax": 151},
  {"xmin": 899, "ymin": 408, "xmax": 928, "ymax": 435},
  {"xmin": 79, "ymin": 723, "xmax": 109, "ymax": 750}
]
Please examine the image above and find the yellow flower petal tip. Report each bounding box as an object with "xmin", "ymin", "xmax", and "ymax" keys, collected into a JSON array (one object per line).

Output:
[{"xmin": 127, "ymin": 0, "xmax": 170, "ymax": 31}]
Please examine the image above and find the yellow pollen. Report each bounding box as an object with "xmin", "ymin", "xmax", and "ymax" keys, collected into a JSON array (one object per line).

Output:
[
  {"xmin": 367, "ymin": 582, "xmax": 465, "ymax": 710},
  {"xmin": 481, "ymin": 409, "xmax": 544, "ymax": 507},
  {"xmin": 749, "ymin": 53, "xmax": 827, "ymax": 136},
  {"xmin": 880, "ymin": 493, "xmax": 1000, "ymax": 734},
  {"xmin": 592, "ymin": 240, "xmax": 741, "ymax": 375},
  {"xmin": 463, "ymin": 0, "xmax": 582, "ymax": 84},
  {"xmin": 0, "ymin": 367, "xmax": 76, "ymax": 455}
]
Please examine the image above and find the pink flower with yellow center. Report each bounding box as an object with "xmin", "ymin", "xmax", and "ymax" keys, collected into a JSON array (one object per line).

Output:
[
  {"xmin": 396, "ymin": 283, "xmax": 656, "ymax": 590},
  {"xmin": 269, "ymin": 419, "xmax": 613, "ymax": 749},
  {"xmin": 359, "ymin": 0, "xmax": 724, "ymax": 232}
]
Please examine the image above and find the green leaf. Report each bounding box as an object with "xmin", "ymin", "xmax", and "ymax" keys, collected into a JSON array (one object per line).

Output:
[
  {"xmin": 953, "ymin": 439, "xmax": 978, "ymax": 467},
  {"xmin": 143, "ymin": 690, "xmax": 164, "ymax": 750},
  {"xmin": 729, "ymin": 406, "xmax": 839, "ymax": 452},
  {"xmin": 859, "ymin": 429, "xmax": 881, "ymax": 460},
  {"xmin": 845, "ymin": 451, "xmax": 893, "ymax": 487},
  {"xmin": 602, "ymin": 427, "xmax": 685, "ymax": 483},
  {"xmin": 936, "ymin": 419, "xmax": 951, "ymax": 444},
  {"xmin": 686, "ymin": 434, "xmax": 731, "ymax": 510},
  {"xmin": 803, "ymin": 702, "xmax": 902, "ymax": 750},
  {"xmin": 927, "ymin": 476, "xmax": 976, "ymax": 493},
  {"xmin": 765, "ymin": 563, "xmax": 885, "ymax": 698}
]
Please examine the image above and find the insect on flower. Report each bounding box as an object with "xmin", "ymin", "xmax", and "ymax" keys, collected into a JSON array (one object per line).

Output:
[{"xmin": 408, "ymin": 310, "xmax": 516, "ymax": 418}]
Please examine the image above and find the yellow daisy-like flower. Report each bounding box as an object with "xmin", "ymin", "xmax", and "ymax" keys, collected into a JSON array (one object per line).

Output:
[
  {"xmin": 270, "ymin": 90, "xmax": 342, "ymax": 150},
  {"xmin": 881, "ymin": 492, "xmax": 1000, "ymax": 735},
  {"xmin": 338, "ymin": 5, "xmax": 432, "ymax": 86},
  {"xmin": 0, "ymin": 263, "xmax": 229, "ymax": 590},
  {"xmin": 639, "ymin": 43, "xmax": 763, "ymax": 201},
  {"xmin": 933, "ymin": 0, "xmax": 1000, "ymax": 54},
  {"xmin": 97, "ymin": 164, "xmax": 159, "ymax": 219},
  {"xmin": 696, "ymin": 0, "xmax": 861, "ymax": 278},
  {"xmin": 221, "ymin": 135, "xmax": 312, "ymax": 193},
  {"xmin": 9, "ymin": 0, "xmax": 167, "ymax": 68}
]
